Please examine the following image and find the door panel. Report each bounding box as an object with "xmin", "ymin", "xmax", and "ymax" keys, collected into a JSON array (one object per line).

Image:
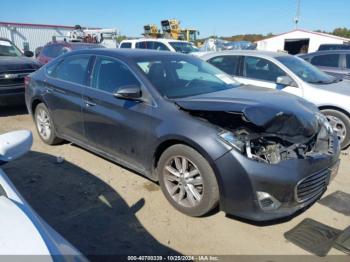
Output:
[
  {"xmin": 44, "ymin": 79, "xmax": 85, "ymax": 141},
  {"xmin": 44, "ymin": 55, "xmax": 91, "ymax": 142},
  {"xmin": 83, "ymin": 88, "xmax": 158, "ymax": 170},
  {"xmin": 83, "ymin": 56, "xmax": 158, "ymax": 171}
]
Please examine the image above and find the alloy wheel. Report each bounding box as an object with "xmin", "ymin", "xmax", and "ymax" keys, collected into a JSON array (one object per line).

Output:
[
  {"xmin": 163, "ymin": 156, "xmax": 203, "ymax": 208},
  {"xmin": 36, "ymin": 108, "xmax": 52, "ymax": 140}
]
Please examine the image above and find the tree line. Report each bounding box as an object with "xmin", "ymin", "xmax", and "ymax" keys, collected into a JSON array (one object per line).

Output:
[{"xmin": 316, "ymin": 27, "xmax": 350, "ymax": 38}]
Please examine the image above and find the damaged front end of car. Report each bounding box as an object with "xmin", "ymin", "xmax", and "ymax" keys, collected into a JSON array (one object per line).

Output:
[
  {"xmin": 176, "ymin": 100, "xmax": 337, "ymax": 165},
  {"xmin": 218, "ymin": 114, "xmax": 336, "ymax": 165},
  {"xmin": 175, "ymin": 93, "xmax": 340, "ymax": 220}
]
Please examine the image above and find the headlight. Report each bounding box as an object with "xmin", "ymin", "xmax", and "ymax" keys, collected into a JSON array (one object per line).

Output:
[{"xmin": 219, "ymin": 131, "xmax": 245, "ymax": 152}]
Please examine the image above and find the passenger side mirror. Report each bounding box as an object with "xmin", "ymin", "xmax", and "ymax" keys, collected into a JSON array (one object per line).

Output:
[
  {"xmin": 0, "ymin": 130, "xmax": 32, "ymax": 163},
  {"xmin": 113, "ymin": 85, "xmax": 142, "ymax": 100},
  {"xmin": 23, "ymin": 50, "xmax": 34, "ymax": 58},
  {"xmin": 276, "ymin": 76, "xmax": 297, "ymax": 87}
]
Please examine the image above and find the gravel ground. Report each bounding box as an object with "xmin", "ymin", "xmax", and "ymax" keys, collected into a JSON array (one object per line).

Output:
[{"xmin": 1, "ymin": 105, "xmax": 349, "ymax": 259}]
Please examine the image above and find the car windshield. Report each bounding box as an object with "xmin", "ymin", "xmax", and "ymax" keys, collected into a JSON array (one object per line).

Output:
[
  {"xmin": 276, "ymin": 55, "xmax": 337, "ymax": 84},
  {"xmin": 136, "ymin": 55, "xmax": 239, "ymax": 99},
  {"xmin": 0, "ymin": 40, "xmax": 22, "ymax": 57},
  {"xmin": 169, "ymin": 42, "xmax": 199, "ymax": 53}
]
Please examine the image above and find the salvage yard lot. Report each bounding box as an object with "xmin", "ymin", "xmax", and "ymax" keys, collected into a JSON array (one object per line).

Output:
[{"xmin": 1, "ymin": 105, "xmax": 350, "ymax": 257}]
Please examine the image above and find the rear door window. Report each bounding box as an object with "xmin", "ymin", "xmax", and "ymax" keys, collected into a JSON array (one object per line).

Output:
[
  {"xmin": 120, "ymin": 42, "xmax": 132, "ymax": 48},
  {"xmin": 346, "ymin": 55, "xmax": 350, "ymax": 69},
  {"xmin": 153, "ymin": 42, "xmax": 170, "ymax": 51},
  {"xmin": 53, "ymin": 55, "xmax": 90, "ymax": 85},
  {"xmin": 92, "ymin": 57, "xmax": 140, "ymax": 93},
  {"xmin": 243, "ymin": 56, "xmax": 286, "ymax": 82},
  {"xmin": 311, "ymin": 54, "xmax": 340, "ymax": 68},
  {"xmin": 208, "ymin": 56, "xmax": 240, "ymax": 75},
  {"xmin": 135, "ymin": 41, "xmax": 148, "ymax": 49}
]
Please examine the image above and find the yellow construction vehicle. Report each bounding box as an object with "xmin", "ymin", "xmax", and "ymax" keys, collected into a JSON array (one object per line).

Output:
[
  {"xmin": 181, "ymin": 28, "xmax": 199, "ymax": 42},
  {"xmin": 143, "ymin": 24, "xmax": 162, "ymax": 38},
  {"xmin": 161, "ymin": 19, "xmax": 199, "ymax": 42},
  {"xmin": 143, "ymin": 19, "xmax": 199, "ymax": 42},
  {"xmin": 161, "ymin": 19, "xmax": 181, "ymax": 40}
]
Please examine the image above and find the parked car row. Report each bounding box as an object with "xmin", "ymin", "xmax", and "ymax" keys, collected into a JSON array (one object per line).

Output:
[{"xmin": 24, "ymin": 48, "xmax": 340, "ymax": 221}]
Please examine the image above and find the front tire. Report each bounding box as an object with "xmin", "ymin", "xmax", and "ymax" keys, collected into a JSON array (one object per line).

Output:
[
  {"xmin": 34, "ymin": 103, "xmax": 62, "ymax": 145},
  {"xmin": 157, "ymin": 144, "xmax": 219, "ymax": 217},
  {"xmin": 321, "ymin": 109, "xmax": 350, "ymax": 149}
]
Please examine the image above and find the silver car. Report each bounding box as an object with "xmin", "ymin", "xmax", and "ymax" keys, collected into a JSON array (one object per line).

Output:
[
  {"xmin": 199, "ymin": 50, "xmax": 350, "ymax": 149},
  {"xmin": 299, "ymin": 50, "xmax": 350, "ymax": 80}
]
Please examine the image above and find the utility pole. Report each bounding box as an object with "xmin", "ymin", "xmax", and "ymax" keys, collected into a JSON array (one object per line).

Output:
[{"xmin": 294, "ymin": 0, "xmax": 301, "ymax": 29}]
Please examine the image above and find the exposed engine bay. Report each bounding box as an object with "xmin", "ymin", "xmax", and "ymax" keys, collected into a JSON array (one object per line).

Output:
[
  {"xmin": 187, "ymin": 110, "xmax": 335, "ymax": 165},
  {"xmin": 234, "ymin": 127, "xmax": 332, "ymax": 164}
]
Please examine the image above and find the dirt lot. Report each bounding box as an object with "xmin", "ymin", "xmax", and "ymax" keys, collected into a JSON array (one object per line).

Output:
[{"xmin": 1, "ymin": 105, "xmax": 350, "ymax": 259}]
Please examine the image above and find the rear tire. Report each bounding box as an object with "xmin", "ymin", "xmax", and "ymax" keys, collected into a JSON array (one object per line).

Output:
[
  {"xmin": 157, "ymin": 144, "xmax": 219, "ymax": 217},
  {"xmin": 321, "ymin": 109, "xmax": 350, "ymax": 149},
  {"xmin": 34, "ymin": 103, "xmax": 62, "ymax": 145}
]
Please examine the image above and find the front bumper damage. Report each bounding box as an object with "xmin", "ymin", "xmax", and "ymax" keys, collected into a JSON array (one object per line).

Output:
[
  {"xmin": 214, "ymin": 133, "xmax": 340, "ymax": 221},
  {"xmin": 175, "ymin": 89, "xmax": 341, "ymax": 221}
]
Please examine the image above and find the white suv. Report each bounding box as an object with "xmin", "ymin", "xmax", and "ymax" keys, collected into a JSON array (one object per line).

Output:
[{"xmin": 119, "ymin": 38, "xmax": 198, "ymax": 54}]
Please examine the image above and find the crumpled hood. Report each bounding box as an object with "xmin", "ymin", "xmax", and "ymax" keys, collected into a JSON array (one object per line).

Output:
[
  {"xmin": 175, "ymin": 85, "xmax": 322, "ymax": 143},
  {"xmin": 0, "ymin": 56, "xmax": 41, "ymax": 73}
]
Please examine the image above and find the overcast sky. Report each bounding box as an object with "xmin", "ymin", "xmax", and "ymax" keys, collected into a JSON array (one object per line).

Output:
[{"xmin": 1, "ymin": 0, "xmax": 349, "ymax": 37}]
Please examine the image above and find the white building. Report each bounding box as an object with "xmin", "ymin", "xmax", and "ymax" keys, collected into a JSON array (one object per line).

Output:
[
  {"xmin": 0, "ymin": 21, "xmax": 100, "ymax": 52},
  {"xmin": 256, "ymin": 29, "xmax": 350, "ymax": 54}
]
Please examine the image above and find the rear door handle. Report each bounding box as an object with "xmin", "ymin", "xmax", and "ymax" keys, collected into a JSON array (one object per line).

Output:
[
  {"xmin": 45, "ymin": 86, "xmax": 53, "ymax": 93},
  {"xmin": 84, "ymin": 98, "xmax": 96, "ymax": 107}
]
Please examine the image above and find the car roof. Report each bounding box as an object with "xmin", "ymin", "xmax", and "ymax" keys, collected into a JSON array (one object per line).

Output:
[
  {"xmin": 63, "ymin": 48, "xmax": 190, "ymax": 60},
  {"xmin": 120, "ymin": 38, "xmax": 189, "ymax": 44},
  {"xmin": 45, "ymin": 41, "xmax": 102, "ymax": 47},
  {"xmin": 198, "ymin": 50, "xmax": 291, "ymax": 60},
  {"xmin": 319, "ymin": 44, "xmax": 349, "ymax": 47},
  {"xmin": 300, "ymin": 50, "xmax": 350, "ymax": 57}
]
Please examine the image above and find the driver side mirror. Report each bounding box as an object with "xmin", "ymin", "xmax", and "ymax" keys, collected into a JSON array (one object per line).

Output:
[
  {"xmin": 113, "ymin": 85, "xmax": 142, "ymax": 100},
  {"xmin": 276, "ymin": 76, "xmax": 297, "ymax": 87},
  {"xmin": 23, "ymin": 50, "xmax": 34, "ymax": 58},
  {"xmin": 0, "ymin": 130, "xmax": 32, "ymax": 163}
]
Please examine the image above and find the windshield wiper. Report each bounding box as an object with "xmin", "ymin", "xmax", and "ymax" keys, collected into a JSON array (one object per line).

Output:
[{"xmin": 309, "ymin": 80, "xmax": 332, "ymax": 84}]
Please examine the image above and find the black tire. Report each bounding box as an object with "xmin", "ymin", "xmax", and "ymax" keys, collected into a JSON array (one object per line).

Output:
[
  {"xmin": 321, "ymin": 109, "xmax": 350, "ymax": 149},
  {"xmin": 34, "ymin": 103, "xmax": 63, "ymax": 145},
  {"xmin": 157, "ymin": 144, "xmax": 219, "ymax": 217}
]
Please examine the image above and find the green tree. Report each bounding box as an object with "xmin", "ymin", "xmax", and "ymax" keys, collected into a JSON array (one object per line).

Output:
[
  {"xmin": 116, "ymin": 35, "xmax": 128, "ymax": 43},
  {"xmin": 332, "ymin": 27, "xmax": 350, "ymax": 38}
]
